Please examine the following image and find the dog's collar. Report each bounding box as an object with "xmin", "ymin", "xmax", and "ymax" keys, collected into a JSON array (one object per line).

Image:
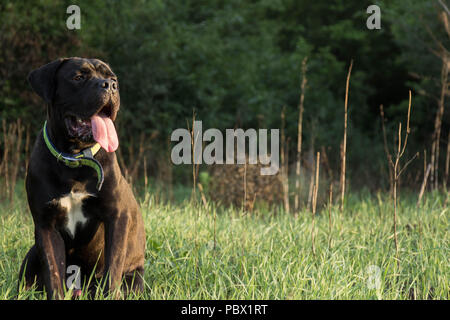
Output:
[{"xmin": 42, "ymin": 121, "xmax": 104, "ymax": 191}]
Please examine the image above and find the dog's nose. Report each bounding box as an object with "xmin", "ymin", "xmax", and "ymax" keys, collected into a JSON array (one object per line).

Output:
[{"xmin": 100, "ymin": 79, "xmax": 117, "ymax": 91}]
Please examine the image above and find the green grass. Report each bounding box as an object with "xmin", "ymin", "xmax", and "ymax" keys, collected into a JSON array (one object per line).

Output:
[{"xmin": 0, "ymin": 185, "xmax": 448, "ymax": 300}]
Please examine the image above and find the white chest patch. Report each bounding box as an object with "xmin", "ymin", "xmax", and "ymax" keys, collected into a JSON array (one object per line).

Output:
[{"xmin": 57, "ymin": 191, "xmax": 93, "ymax": 238}]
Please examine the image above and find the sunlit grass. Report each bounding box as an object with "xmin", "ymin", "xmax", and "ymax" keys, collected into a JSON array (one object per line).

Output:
[{"xmin": 1, "ymin": 186, "xmax": 448, "ymax": 300}]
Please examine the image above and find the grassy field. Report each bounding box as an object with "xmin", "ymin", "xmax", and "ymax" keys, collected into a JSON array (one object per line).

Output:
[{"xmin": 0, "ymin": 185, "xmax": 448, "ymax": 300}]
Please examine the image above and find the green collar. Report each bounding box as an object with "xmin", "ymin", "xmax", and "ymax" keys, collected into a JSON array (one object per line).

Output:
[{"xmin": 42, "ymin": 121, "xmax": 104, "ymax": 191}]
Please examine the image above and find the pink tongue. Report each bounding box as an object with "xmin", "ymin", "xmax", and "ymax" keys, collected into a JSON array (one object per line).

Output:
[{"xmin": 91, "ymin": 115, "xmax": 119, "ymax": 152}]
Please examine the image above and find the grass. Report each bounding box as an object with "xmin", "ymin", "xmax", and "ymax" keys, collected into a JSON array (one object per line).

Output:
[{"xmin": 0, "ymin": 183, "xmax": 448, "ymax": 300}]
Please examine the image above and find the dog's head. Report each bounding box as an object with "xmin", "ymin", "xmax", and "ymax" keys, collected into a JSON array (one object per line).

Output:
[{"xmin": 28, "ymin": 57, "xmax": 120, "ymax": 152}]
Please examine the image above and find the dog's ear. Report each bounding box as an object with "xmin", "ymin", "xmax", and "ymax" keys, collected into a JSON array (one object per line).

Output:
[{"xmin": 27, "ymin": 58, "xmax": 68, "ymax": 104}]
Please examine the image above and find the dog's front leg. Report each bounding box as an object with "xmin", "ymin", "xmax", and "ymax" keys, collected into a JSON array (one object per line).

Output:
[
  {"xmin": 35, "ymin": 227, "xmax": 66, "ymax": 299},
  {"xmin": 103, "ymin": 211, "xmax": 130, "ymax": 296}
]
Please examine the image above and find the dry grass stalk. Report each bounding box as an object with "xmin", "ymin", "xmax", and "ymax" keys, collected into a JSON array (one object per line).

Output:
[
  {"xmin": 243, "ymin": 160, "xmax": 247, "ymax": 210},
  {"xmin": 166, "ymin": 136, "xmax": 174, "ymax": 201},
  {"xmin": 197, "ymin": 183, "xmax": 208, "ymax": 209},
  {"xmin": 438, "ymin": 0, "xmax": 450, "ymax": 15},
  {"xmin": 423, "ymin": 149, "xmax": 427, "ymax": 183},
  {"xmin": 211, "ymin": 203, "xmax": 217, "ymax": 251},
  {"xmin": 0, "ymin": 119, "xmax": 25, "ymax": 203},
  {"xmin": 306, "ymin": 169, "xmax": 314, "ymax": 211},
  {"xmin": 213, "ymin": 208, "xmax": 217, "ymax": 250},
  {"xmin": 190, "ymin": 111, "xmax": 201, "ymax": 202},
  {"xmin": 391, "ymin": 90, "xmax": 416, "ymax": 265},
  {"xmin": 242, "ymin": 157, "xmax": 258, "ymax": 213},
  {"xmin": 423, "ymin": 11, "xmax": 450, "ymax": 190},
  {"xmin": 280, "ymin": 106, "xmax": 290, "ymax": 213},
  {"xmin": 311, "ymin": 151, "xmax": 320, "ymax": 256},
  {"xmin": 430, "ymin": 55, "xmax": 448, "ymax": 189},
  {"xmin": 283, "ymin": 139, "xmax": 290, "ymax": 212},
  {"xmin": 247, "ymin": 193, "xmax": 257, "ymax": 213},
  {"xmin": 417, "ymin": 164, "xmax": 432, "ymax": 207},
  {"xmin": 328, "ymin": 183, "xmax": 333, "ymax": 249},
  {"xmin": 294, "ymin": 57, "xmax": 308, "ymax": 213},
  {"xmin": 445, "ymin": 131, "xmax": 450, "ymax": 187},
  {"xmin": 340, "ymin": 60, "xmax": 353, "ymax": 212},
  {"xmin": 10, "ymin": 119, "xmax": 23, "ymax": 203},
  {"xmin": 312, "ymin": 152, "xmax": 321, "ymax": 214},
  {"xmin": 380, "ymin": 104, "xmax": 394, "ymax": 194},
  {"xmin": 191, "ymin": 112, "xmax": 197, "ymax": 200},
  {"xmin": 392, "ymin": 124, "xmax": 403, "ymax": 264},
  {"xmin": 143, "ymin": 155, "xmax": 148, "ymax": 191},
  {"xmin": 1, "ymin": 119, "xmax": 10, "ymax": 199}
]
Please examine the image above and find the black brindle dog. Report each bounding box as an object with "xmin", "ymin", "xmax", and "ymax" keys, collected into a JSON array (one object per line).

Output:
[{"xmin": 18, "ymin": 57, "xmax": 146, "ymax": 299}]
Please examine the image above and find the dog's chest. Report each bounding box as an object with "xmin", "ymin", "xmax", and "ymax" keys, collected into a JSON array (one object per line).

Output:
[{"xmin": 57, "ymin": 191, "xmax": 93, "ymax": 238}]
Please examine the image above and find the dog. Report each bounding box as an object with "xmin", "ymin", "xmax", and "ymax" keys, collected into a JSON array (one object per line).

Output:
[{"xmin": 18, "ymin": 57, "xmax": 146, "ymax": 299}]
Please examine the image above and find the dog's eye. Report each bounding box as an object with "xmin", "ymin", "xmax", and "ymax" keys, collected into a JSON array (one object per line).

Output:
[{"xmin": 73, "ymin": 75, "xmax": 84, "ymax": 81}]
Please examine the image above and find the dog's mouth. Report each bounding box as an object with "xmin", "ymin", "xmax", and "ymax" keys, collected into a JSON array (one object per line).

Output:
[{"xmin": 64, "ymin": 103, "xmax": 118, "ymax": 152}]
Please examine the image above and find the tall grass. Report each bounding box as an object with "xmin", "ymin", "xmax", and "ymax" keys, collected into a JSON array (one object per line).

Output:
[{"xmin": 1, "ymin": 183, "xmax": 448, "ymax": 300}]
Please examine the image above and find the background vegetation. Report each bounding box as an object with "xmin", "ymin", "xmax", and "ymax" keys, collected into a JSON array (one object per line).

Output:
[{"xmin": 1, "ymin": 0, "xmax": 449, "ymax": 190}]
